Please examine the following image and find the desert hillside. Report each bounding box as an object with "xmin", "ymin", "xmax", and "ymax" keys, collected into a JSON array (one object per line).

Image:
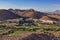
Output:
[
  {"xmin": 0, "ymin": 9, "xmax": 60, "ymax": 21},
  {"xmin": 0, "ymin": 9, "xmax": 22, "ymax": 21}
]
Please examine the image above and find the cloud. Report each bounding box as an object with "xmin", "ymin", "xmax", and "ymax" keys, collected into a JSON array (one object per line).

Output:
[
  {"xmin": 47, "ymin": 4, "xmax": 60, "ymax": 11},
  {"xmin": 52, "ymin": 4, "xmax": 60, "ymax": 7}
]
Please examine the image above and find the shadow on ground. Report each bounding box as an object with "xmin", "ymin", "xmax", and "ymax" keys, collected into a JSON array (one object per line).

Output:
[
  {"xmin": 22, "ymin": 33, "xmax": 55, "ymax": 40},
  {"xmin": 0, "ymin": 33, "xmax": 55, "ymax": 40}
]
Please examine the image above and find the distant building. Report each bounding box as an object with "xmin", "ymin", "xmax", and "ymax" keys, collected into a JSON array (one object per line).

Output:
[
  {"xmin": 19, "ymin": 17, "xmax": 33, "ymax": 24},
  {"xmin": 32, "ymin": 19, "xmax": 38, "ymax": 22},
  {"xmin": 2, "ymin": 18, "xmax": 23, "ymax": 23},
  {"xmin": 53, "ymin": 21, "xmax": 60, "ymax": 25},
  {"xmin": 39, "ymin": 19, "xmax": 54, "ymax": 24}
]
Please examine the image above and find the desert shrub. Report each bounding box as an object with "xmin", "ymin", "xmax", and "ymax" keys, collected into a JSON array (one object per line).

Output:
[
  {"xmin": 41, "ymin": 22, "xmax": 53, "ymax": 25},
  {"xmin": 0, "ymin": 24, "xmax": 6, "ymax": 27},
  {"xmin": 33, "ymin": 28, "xmax": 36, "ymax": 31},
  {"xmin": 24, "ymin": 28, "xmax": 30, "ymax": 31},
  {"xmin": 17, "ymin": 27, "xmax": 25, "ymax": 31},
  {"xmin": 43, "ymin": 28, "xmax": 54, "ymax": 31},
  {"xmin": 8, "ymin": 30, "xmax": 14, "ymax": 33},
  {"xmin": 2, "ymin": 29, "xmax": 14, "ymax": 35},
  {"xmin": 15, "ymin": 24, "xmax": 23, "ymax": 26},
  {"xmin": 24, "ymin": 23, "xmax": 33, "ymax": 26},
  {"xmin": 55, "ymin": 28, "xmax": 60, "ymax": 31},
  {"xmin": 32, "ymin": 22, "xmax": 38, "ymax": 26},
  {"xmin": 16, "ymin": 28, "xmax": 23, "ymax": 31},
  {"xmin": 32, "ymin": 28, "xmax": 40, "ymax": 31},
  {"xmin": 22, "ymin": 28, "xmax": 26, "ymax": 31},
  {"xmin": 28, "ymin": 28, "xmax": 33, "ymax": 31}
]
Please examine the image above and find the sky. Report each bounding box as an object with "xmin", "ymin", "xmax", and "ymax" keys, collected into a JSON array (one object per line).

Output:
[{"xmin": 0, "ymin": 0, "xmax": 60, "ymax": 12}]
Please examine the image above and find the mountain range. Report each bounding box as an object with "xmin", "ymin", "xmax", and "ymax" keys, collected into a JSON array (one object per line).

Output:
[{"xmin": 0, "ymin": 9, "xmax": 60, "ymax": 21}]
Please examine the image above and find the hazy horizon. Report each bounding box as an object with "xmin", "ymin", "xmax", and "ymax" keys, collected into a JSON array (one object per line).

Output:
[{"xmin": 0, "ymin": 0, "xmax": 60, "ymax": 12}]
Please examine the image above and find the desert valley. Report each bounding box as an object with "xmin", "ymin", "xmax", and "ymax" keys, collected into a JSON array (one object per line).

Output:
[{"xmin": 0, "ymin": 9, "xmax": 60, "ymax": 40}]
